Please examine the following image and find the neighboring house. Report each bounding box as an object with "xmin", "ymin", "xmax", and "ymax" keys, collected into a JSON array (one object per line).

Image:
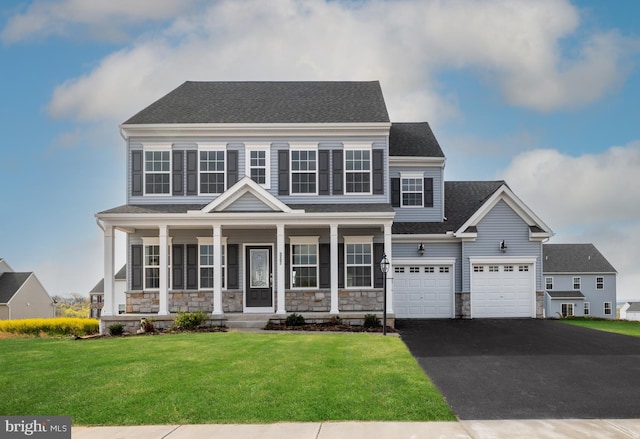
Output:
[
  {"xmin": 0, "ymin": 258, "xmax": 54, "ymax": 319},
  {"xmin": 89, "ymin": 265, "xmax": 127, "ymax": 318},
  {"xmin": 543, "ymin": 244, "xmax": 617, "ymax": 319},
  {"xmin": 95, "ymin": 80, "xmax": 555, "ymax": 332},
  {"xmin": 620, "ymin": 302, "xmax": 640, "ymax": 321}
]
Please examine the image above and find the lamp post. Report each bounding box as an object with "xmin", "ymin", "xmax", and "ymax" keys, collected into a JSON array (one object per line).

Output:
[{"xmin": 379, "ymin": 253, "xmax": 390, "ymax": 336}]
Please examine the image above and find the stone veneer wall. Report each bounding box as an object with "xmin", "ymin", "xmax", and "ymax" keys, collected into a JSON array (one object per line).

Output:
[
  {"xmin": 285, "ymin": 290, "xmax": 331, "ymax": 312},
  {"xmin": 169, "ymin": 292, "xmax": 213, "ymax": 313},
  {"xmin": 455, "ymin": 292, "xmax": 471, "ymax": 318},
  {"xmin": 536, "ymin": 291, "xmax": 544, "ymax": 318},
  {"xmin": 222, "ymin": 290, "xmax": 243, "ymax": 313},
  {"xmin": 338, "ymin": 289, "xmax": 383, "ymax": 312},
  {"xmin": 126, "ymin": 292, "xmax": 159, "ymax": 314}
]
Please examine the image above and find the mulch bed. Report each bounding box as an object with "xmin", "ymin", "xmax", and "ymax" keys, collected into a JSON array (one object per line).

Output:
[{"xmin": 264, "ymin": 321, "xmax": 398, "ymax": 333}]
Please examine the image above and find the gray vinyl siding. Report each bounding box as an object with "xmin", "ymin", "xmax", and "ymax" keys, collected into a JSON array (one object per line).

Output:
[
  {"xmin": 390, "ymin": 166, "xmax": 443, "ymax": 222},
  {"xmin": 544, "ymin": 273, "xmax": 616, "ymax": 319},
  {"xmin": 127, "ymin": 137, "xmax": 389, "ymax": 205},
  {"xmin": 392, "ymin": 241, "xmax": 462, "ymax": 292},
  {"xmin": 462, "ymin": 200, "xmax": 543, "ymax": 291}
]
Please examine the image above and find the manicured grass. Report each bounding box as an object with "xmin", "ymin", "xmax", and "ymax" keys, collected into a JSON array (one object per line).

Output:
[
  {"xmin": 0, "ymin": 332, "xmax": 454, "ymax": 425},
  {"xmin": 561, "ymin": 318, "xmax": 640, "ymax": 338}
]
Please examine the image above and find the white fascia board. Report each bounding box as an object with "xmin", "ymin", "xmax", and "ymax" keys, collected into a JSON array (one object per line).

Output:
[
  {"xmin": 543, "ymin": 271, "xmax": 618, "ymax": 275},
  {"xmin": 469, "ymin": 256, "xmax": 537, "ymax": 265},
  {"xmin": 120, "ymin": 122, "xmax": 392, "ymax": 139},
  {"xmin": 455, "ymin": 184, "xmax": 554, "ymax": 237},
  {"xmin": 199, "ymin": 176, "xmax": 294, "ymax": 213},
  {"xmin": 393, "ymin": 257, "xmax": 456, "ymax": 265},
  {"xmin": 389, "ymin": 156, "xmax": 446, "ymax": 167},
  {"xmin": 392, "ymin": 233, "xmax": 459, "ymax": 242}
]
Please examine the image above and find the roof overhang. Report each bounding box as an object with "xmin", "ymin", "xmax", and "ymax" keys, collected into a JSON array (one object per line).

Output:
[
  {"xmin": 389, "ymin": 156, "xmax": 446, "ymax": 168},
  {"xmin": 392, "ymin": 232, "xmax": 458, "ymax": 242},
  {"xmin": 120, "ymin": 122, "xmax": 392, "ymax": 139}
]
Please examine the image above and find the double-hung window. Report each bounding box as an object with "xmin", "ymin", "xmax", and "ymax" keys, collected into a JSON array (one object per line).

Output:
[
  {"xmin": 345, "ymin": 147, "xmax": 371, "ymax": 194},
  {"xmin": 604, "ymin": 302, "xmax": 612, "ymax": 315},
  {"xmin": 290, "ymin": 237, "xmax": 318, "ymax": 288},
  {"xmin": 584, "ymin": 302, "xmax": 590, "ymax": 315},
  {"xmin": 246, "ymin": 145, "xmax": 270, "ymax": 188},
  {"xmin": 142, "ymin": 237, "xmax": 171, "ymax": 290},
  {"xmin": 401, "ymin": 174, "xmax": 423, "ymax": 207},
  {"xmin": 199, "ymin": 148, "xmax": 226, "ymax": 194},
  {"xmin": 290, "ymin": 148, "xmax": 317, "ymax": 194},
  {"xmin": 198, "ymin": 237, "xmax": 226, "ymax": 290},
  {"xmin": 545, "ymin": 277, "xmax": 553, "ymax": 290},
  {"xmin": 145, "ymin": 150, "xmax": 171, "ymax": 194},
  {"xmin": 596, "ymin": 277, "xmax": 604, "ymax": 290},
  {"xmin": 573, "ymin": 277, "xmax": 581, "ymax": 290},
  {"xmin": 344, "ymin": 236, "xmax": 373, "ymax": 288}
]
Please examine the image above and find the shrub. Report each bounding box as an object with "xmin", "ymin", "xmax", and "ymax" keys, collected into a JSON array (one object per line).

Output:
[
  {"xmin": 285, "ymin": 313, "xmax": 306, "ymax": 326},
  {"xmin": 173, "ymin": 311, "xmax": 206, "ymax": 330},
  {"xmin": 363, "ymin": 314, "xmax": 381, "ymax": 329},
  {"xmin": 140, "ymin": 318, "xmax": 157, "ymax": 333},
  {"xmin": 0, "ymin": 318, "xmax": 99, "ymax": 336},
  {"xmin": 108, "ymin": 323, "xmax": 124, "ymax": 336}
]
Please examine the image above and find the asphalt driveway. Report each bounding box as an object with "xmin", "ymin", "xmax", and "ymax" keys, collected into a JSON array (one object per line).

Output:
[{"xmin": 397, "ymin": 319, "xmax": 640, "ymax": 420}]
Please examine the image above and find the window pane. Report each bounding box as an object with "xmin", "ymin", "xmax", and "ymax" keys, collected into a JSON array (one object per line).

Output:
[
  {"xmin": 200, "ymin": 268, "xmax": 213, "ymax": 288},
  {"xmin": 347, "ymin": 266, "xmax": 371, "ymax": 287},
  {"xmin": 200, "ymin": 173, "xmax": 225, "ymax": 194}
]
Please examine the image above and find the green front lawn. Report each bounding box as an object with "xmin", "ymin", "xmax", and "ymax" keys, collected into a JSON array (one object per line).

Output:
[
  {"xmin": 561, "ymin": 318, "xmax": 640, "ymax": 338},
  {"xmin": 0, "ymin": 332, "xmax": 454, "ymax": 425}
]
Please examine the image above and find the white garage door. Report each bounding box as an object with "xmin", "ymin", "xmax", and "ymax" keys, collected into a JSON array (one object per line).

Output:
[
  {"xmin": 394, "ymin": 265, "xmax": 453, "ymax": 318},
  {"xmin": 471, "ymin": 264, "xmax": 533, "ymax": 318}
]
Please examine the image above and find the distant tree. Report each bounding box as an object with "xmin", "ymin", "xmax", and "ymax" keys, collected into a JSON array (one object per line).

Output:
[{"xmin": 55, "ymin": 294, "xmax": 91, "ymax": 318}]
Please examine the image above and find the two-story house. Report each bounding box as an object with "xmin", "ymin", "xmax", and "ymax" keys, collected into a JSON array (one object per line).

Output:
[
  {"xmin": 543, "ymin": 243, "xmax": 617, "ymax": 318},
  {"xmin": 96, "ymin": 81, "xmax": 554, "ymax": 333}
]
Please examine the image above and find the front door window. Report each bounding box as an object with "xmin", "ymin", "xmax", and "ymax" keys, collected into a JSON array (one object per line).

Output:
[{"xmin": 246, "ymin": 246, "xmax": 272, "ymax": 308}]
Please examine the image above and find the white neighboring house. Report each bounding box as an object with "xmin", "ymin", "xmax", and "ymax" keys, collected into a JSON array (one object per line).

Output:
[
  {"xmin": 0, "ymin": 258, "xmax": 54, "ymax": 319},
  {"xmin": 620, "ymin": 303, "xmax": 640, "ymax": 321}
]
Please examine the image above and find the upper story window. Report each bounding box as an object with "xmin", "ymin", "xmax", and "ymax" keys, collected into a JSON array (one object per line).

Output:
[
  {"xmin": 401, "ymin": 174, "xmax": 423, "ymax": 207},
  {"xmin": 545, "ymin": 277, "xmax": 553, "ymax": 290},
  {"xmin": 573, "ymin": 277, "xmax": 581, "ymax": 290},
  {"xmin": 246, "ymin": 146, "xmax": 270, "ymax": 189},
  {"xmin": 291, "ymin": 149, "xmax": 317, "ymax": 194},
  {"xmin": 290, "ymin": 237, "xmax": 319, "ymax": 289},
  {"xmin": 200, "ymin": 149, "xmax": 226, "ymax": 194},
  {"xmin": 145, "ymin": 151, "xmax": 171, "ymax": 194},
  {"xmin": 345, "ymin": 149, "xmax": 371, "ymax": 194},
  {"xmin": 596, "ymin": 277, "xmax": 604, "ymax": 290}
]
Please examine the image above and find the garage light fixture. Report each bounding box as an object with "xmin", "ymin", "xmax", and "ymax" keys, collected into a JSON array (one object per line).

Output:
[
  {"xmin": 418, "ymin": 243, "xmax": 425, "ymax": 256},
  {"xmin": 499, "ymin": 240, "xmax": 508, "ymax": 253}
]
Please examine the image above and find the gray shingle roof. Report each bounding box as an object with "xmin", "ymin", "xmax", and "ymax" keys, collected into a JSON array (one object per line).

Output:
[
  {"xmin": 90, "ymin": 266, "xmax": 126, "ymax": 294},
  {"xmin": 123, "ymin": 81, "xmax": 390, "ymax": 125},
  {"xmin": 389, "ymin": 122, "xmax": 444, "ymax": 157},
  {"xmin": 0, "ymin": 272, "xmax": 31, "ymax": 303},
  {"xmin": 547, "ymin": 291, "xmax": 585, "ymax": 299},
  {"xmin": 393, "ymin": 181, "xmax": 505, "ymax": 234},
  {"xmin": 626, "ymin": 303, "xmax": 640, "ymax": 312},
  {"xmin": 543, "ymin": 244, "xmax": 617, "ymax": 274}
]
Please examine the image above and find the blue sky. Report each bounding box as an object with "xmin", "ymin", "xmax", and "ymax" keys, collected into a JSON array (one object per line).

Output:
[{"xmin": 1, "ymin": 0, "xmax": 639, "ymax": 301}]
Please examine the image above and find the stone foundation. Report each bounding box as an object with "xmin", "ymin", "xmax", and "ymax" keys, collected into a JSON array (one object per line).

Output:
[
  {"xmin": 286, "ymin": 290, "xmax": 331, "ymax": 312},
  {"xmin": 170, "ymin": 291, "xmax": 213, "ymax": 313},
  {"xmin": 126, "ymin": 292, "xmax": 159, "ymax": 314},
  {"xmin": 222, "ymin": 290, "xmax": 243, "ymax": 313},
  {"xmin": 536, "ymin": 290, "xmax": 544, "ymax": 318},
  {"xmin": 338, "ymin": 289, "xmax": 383, "ymax": 312},
  {"xmin": 455, "ymin": 292, "xmax": 471, "ymax": 318}
]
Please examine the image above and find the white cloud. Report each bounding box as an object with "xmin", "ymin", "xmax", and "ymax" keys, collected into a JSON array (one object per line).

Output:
[
  {"xmin": 1, "ymin": 0, "xmax": 202, "ymax": 43},
  {"xmin": 39, "ymin": 0, "xmax": 637, "ymax": 126},
  {"xmin": 500, "ymin": 141, "xmax": 640, "ymax": 300}
]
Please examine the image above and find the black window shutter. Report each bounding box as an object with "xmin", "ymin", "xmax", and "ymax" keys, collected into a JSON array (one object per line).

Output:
[
  {"xmin": 131, "ymin": 150, "xmax": 143, "ymax": 196},
  {"xmin": 131, "ymin": 245, "xmax": 143, "ymax": 290},
  {"xmin": 186, "ymin": 244, "xmax": 198, "ymax": 290},
  {"xmin": 332, "ymin": 150, "xmax": 343, "ymax": 195},
  {"xmin": 172, "ymin": 150, "xmax": 184, "ymax": 196},
  {"xmin": 278, "ymin": 150, "xmax": 289, "ymax": 196},
  {"xmin": 318, "ymin": 150, "xmax": 330, "ymax": 195},
  {"xmin": 172, "ymin": 245, "xmax": 184, "ymax": 289},
  {"xmin": 285, "ymin": 244, "xmax": 291, "ymax": 289},
  {"xmin": 424, "ymin": 177, "xmax": 434, "ymax": 208},
  {"xmin": 319, "ymin": 243, "xmax": 330, "ymax": 288},
  {"xmin": 373, "ymin": 243, "xmax": 384, "ymax": 288},
  {"xmin": 227, "ymin": 244, "xmax": 239, "ymax": 289},
  {"xmin": 338, "ymin": 243, "xmax": 344, "ymax": 288},
  {"xmin": 372, "ymin": 149, "xmax": 384, "ymax": 195},
  {"xmin": 186, "ymin": 150, "xmax": 198, "ymax": 196},
  {"xmin": 227, "ymin": 150, "xmax": 238, "ymax": 188},
  {"xmin": 391, "ymin": 178, "xmax": 400, "ymax": 207}
]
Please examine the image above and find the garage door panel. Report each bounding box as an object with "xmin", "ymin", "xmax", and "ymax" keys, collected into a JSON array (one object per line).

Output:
[
  {"xmin": 471, "ymin": 264, "xmax": 533, "ymax": 318},
  {"xmin": 394, "ymin": 265, "xmax": 453, "ymax": 318}
]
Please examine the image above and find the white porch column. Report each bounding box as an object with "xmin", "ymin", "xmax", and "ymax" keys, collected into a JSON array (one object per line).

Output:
[
  {"xmin": 384, "ymin": 224, "xmax": 394, "ymax": 314},
  {"xmin": 212, "ymin": 225, "xmax": 223, "ymax": 315},
  {"xmin": 102, "ymin": 225, "xmax": 115, "ymax": 317},
  {"xmin": 330, "ymin": 224, "xmax": 339, "ymax": 314},
  {"xmin": 276, "ymin": 224, "xmax": 286, "ymax": 315},
  {"xmin": 158, "ymin": 225, "xmax": 169, "ymax": 315}
]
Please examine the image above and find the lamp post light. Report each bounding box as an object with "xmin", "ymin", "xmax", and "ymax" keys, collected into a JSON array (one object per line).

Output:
[{"xmin": 379, "ymin": 253, "xmax": 390, "ymax": 336}]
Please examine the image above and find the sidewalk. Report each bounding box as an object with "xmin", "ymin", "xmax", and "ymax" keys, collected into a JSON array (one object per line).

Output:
[{"xmin": 72, "ymin": 419, "xmax": 640, "ymax": 439}]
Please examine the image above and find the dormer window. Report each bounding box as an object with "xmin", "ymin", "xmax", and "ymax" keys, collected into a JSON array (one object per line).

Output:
[{"xmin": 145, "ymin": 151, "xmax": 171, "ymax": 194}]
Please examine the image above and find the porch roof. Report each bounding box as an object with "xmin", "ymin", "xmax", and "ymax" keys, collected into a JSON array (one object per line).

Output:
[
  {"xmin": 546, "ymin": 291, "xmax": 585, "ymax": 300},
  {"xmin": 98, "ymin": 203, "xmax": 394, "ymax": 215}
]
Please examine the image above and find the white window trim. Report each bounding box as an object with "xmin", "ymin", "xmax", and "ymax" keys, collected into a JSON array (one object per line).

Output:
[
  {"xmin": 573, "ymin": 276, "xmax": 581, "ymax": 290},
  {"xmin": 245, "ymin": 144, "xmax": 271, "ymax": 189},
  {"xmin": 596, "ymin": 276, "xmax": 604, "ymax": 290},
  {"xmin": 344, "ymin": 235, "xmax": 373, "ymax": 289},
  {"xmin": 344, "ymin": 143, "xmax": 373, "ymax": 196},
  {"xmin": 290, "ymin": 144, "xmax": 318, "ymax": 195},
  {"xmin": 198, "ymin": 144, "xmax": 227, "ymax": 196},
  {"xmin": 561, "ymin": 303, "xmax": 574, "ymax": 317},
  {"xmin": 584, "ymin": 301, "xmax": 590, "ymax": 315},
  {"xmin": 143, "ymin": 144, "xmax": 172, "ymax": 196},
  {"xmin": 604, "ymin": 301, "xmax": 612, "ymax": 315},
  {"xmin": 197, "ymin": 237, "xmax": 227, "ymax": 290},
  {"xmin": 400, "ymin": 172, "xmax": 424, "ymax": 208},
  {"xmin": 289, "ymin": 236, "xmax": 319, "ymax": 290},
  {"xmin": 142, "ymin": 237, "xmax": 172, "ymax": 291},
  {"xmin": 545, "ymin": 276, "xmax": 553, "ymax": 290}
]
